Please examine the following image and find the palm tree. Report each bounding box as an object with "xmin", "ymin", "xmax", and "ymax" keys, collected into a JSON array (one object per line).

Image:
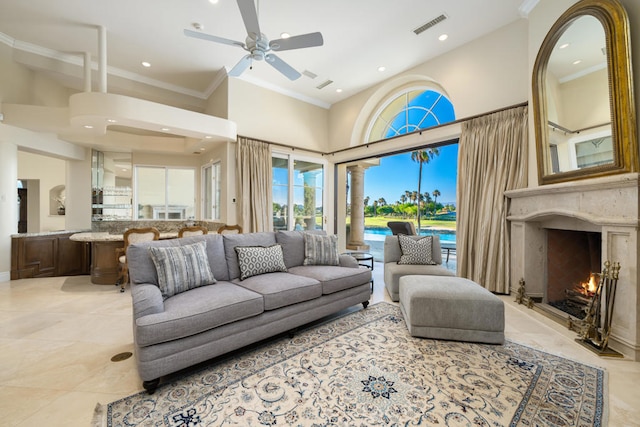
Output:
[
  {"xmin": 399, "ymin": 194, "xmax": 407, "ymax": 204},
  {"xmin": 410, "ymin": 148, "xmax": 440, "ymax": 233},
  {"xmin": 377, "ymin": 197, "xmax": 387, "ymax": 206},
  {"xmin": 410, "ymin": 191, "xmax": 418, "ymax": 205},
  {"xmin": 364, "ymin": 196, "xmax": 370, "ymax": 208},
  {"xmin": 432, "ymin": 189, "xmax": 441, "ymax": 213}
]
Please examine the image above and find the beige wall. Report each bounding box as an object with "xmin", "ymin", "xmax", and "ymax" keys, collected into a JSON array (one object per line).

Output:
[
  {"xmin": 328, "ymin": 19, "xmax": 529, "ymax": 152},
  {"xmin": 228, "ymin": 79, "xmax": 329, "ymax": 151}
]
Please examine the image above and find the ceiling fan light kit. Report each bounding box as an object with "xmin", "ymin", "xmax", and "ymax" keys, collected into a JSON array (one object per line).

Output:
[{"xmin": 184, "ymin": 0, "xmax": 323, "ymax": 81}]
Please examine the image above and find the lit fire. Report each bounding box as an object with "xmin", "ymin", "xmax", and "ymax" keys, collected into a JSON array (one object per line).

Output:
[{"xmin": 576, "ymin": 273, "xmax": 598, "ymax": 297}]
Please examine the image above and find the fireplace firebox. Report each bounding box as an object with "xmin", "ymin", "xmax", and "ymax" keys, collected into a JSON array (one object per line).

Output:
[{"xmin": 545, "ymin": 229, "xmax": 602, "ymax": 319}]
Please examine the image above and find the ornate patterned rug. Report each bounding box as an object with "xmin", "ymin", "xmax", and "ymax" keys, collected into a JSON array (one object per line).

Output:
[{"xmin": 94, "ymin": 302, "xmax": 606, "ymax": 426}]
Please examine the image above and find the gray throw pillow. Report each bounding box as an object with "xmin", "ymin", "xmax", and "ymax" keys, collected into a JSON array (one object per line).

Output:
[
  {"xmin": 398, "ymin": 234, "xmax": 437, "ymax": 265},
  {"xmin": 235, "ymin": 244, "xmax": 288, "ymax": 280},
  {"xmin": 303, "ymin": 233, "xmax": 339, "ymax": 266},
  {"xmin": 149, "ymin": 240, "xmax": 216, "ymax": 298}
]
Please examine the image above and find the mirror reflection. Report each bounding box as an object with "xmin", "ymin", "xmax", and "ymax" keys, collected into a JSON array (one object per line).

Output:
[{"xmin": 544, "ymin": 15, "xmax": 613, "ymax": 175}]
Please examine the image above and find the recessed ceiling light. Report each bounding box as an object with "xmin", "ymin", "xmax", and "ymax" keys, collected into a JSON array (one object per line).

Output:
[
  {"xmin": 559, "ymin": 43, "xmax": 570, "ymax": 49},
  {"xmin": 107, "ymin": 119, "xmax": 117, "ymax": 123},
  {"xmin": 377, "ymin": 66, "xmax": 386, "ymax": 72},
  {"xmin": 205, "ymin": 135, "xmax": 213, "ymax": 139},
  {"xmin": 438, "ymin": 34, "xmax": 448, "ymax": 41},
  {"xmin": 572, "ymin": 59, "xmax": 582, "ymax": 65},
  {"xmin": 336, "ymin": 88, "xmax": 343, "ymax": 93},
  {"xmin": 161, "ymin": 127, "xmax": 170, "ymax": 131},
  {"xmin": 209, "ymin": 0, "xmax": 219, "ymax": 4},
  {"xmin": 121, "ymin": 168, "xmax": 127, "ymax": 172},
  {"xmin": 200, "ymin": 147, "xmax": 206, "ymax": 151},
  {"xmin": 280, "ymin": 32, "xmax": 290, "ymax": 39},
  {"xmin": 83, "ymin": 125, "xmax": 93, "ymax": 129},
  {"xmin": 142, "ymin": 61, "xmax": 151, "ymax": 68}
]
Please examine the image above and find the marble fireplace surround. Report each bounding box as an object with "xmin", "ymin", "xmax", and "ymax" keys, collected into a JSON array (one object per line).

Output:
[{"xmin": 506, "ymin": 173, "xmax": 639, "ymax": 360}]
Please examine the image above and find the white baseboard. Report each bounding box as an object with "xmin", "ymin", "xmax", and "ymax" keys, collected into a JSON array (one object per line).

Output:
[{"xmin": 0, "ymin": 271, "xmax": 10, "ymax": 283}]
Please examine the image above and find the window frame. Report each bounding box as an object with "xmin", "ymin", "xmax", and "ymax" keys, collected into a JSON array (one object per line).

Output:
[{"xmin": 133, "ymin": 165, "xmax": 196, "ymax": 220}]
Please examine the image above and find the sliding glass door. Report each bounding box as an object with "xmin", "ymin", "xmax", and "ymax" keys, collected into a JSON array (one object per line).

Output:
[{"xmin": 272, "ymin": 154, "xmax": 325, "ymax": 231}]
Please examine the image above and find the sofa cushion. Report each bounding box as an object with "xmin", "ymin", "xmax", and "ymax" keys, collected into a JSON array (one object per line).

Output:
[
  {"xmin": 127, "ymin": 234, "xmax": 230, "ymax": 285},
  {"xmin": 398, "ymin": 234, "xmax": 437, "ymax": 265},
  {"xmin": 233, "ymin": 272, "xmax": 322, "ymax": 310},
  {"xmin": 148, "ymin": 241, "xmax": 216, "ymax": 298},
  {"xmin": 135, "ymin": 282, "xmax": 264, "ymax": 347},
  {"xmin": 303, "ymin": 233, "xmax": 339, "ymax": 266},
  {"xmin": 235, "ymin": 244, "xmax": 288, "ymax": 280},
  {"xmin": 223, "ymin": 232, "xmax": 277, "ymax": 280},
  {"xmin": 276, "ymin": 230, "xmax": 326, "ymax": 268},
  {"xmin": 288, "ymin": 265, "xmax": 372, "ymax": 295}
]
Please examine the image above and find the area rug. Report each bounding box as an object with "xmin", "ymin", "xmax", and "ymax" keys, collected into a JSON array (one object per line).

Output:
[{"xmin": 94, "ymin": 302, "xmax": 606, "ymax": 426}]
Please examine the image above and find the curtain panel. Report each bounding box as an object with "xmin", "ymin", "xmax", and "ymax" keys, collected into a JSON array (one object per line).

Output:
[
  {"xmin": 457, "ymin": 106, "xmax": 528, "ymax": 293},
  {"xmin": 236, "ymin": 137, "xmax": 273, "ymax": 233}
]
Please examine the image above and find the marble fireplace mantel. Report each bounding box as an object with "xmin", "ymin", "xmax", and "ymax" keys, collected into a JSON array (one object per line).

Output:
[{"xmin": 505, "ymin": 173, "xmax": 639, "ymax": 360}]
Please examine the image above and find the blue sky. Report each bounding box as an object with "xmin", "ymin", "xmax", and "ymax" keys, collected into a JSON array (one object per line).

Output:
[{"xmin": 363, "ymin": 143, "xmax": 458, "ymax": 206}]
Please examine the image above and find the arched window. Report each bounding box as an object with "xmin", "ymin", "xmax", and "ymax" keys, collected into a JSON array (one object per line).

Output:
[{"xmin": 366, "ymin": 88, "xmax": 455, "ymax": 142}]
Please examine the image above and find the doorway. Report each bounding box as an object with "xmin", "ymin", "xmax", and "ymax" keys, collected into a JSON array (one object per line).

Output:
[{"xmin": 17, "ymin": 185, "xmax": 27, "ymax": 233}]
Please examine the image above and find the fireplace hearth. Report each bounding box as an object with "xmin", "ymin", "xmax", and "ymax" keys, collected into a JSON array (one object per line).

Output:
[{"xmin": 505, "ymin": 173, "xmax": 640, "ymax": 360}]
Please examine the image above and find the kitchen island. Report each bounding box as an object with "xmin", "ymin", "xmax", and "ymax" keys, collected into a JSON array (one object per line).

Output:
[{"xmin": 69, "ymin": 232, "xmax": 178, "ymax": 285}]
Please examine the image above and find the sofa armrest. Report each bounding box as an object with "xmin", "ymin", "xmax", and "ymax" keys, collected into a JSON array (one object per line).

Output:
[
  {"xmin": 131, "ymin": 283, "xmax": 164, "ymax": 319},
  {"xmin": 339, "ymin": 254, "xmax": 359, "ymax": 268}
]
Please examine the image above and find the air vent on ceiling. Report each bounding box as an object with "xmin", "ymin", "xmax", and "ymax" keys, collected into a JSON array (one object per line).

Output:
[
  {"xmin": 316, "ymin": 80, "xmax": 333, "ymax": 90},
  {"xmin": 302, "ymin": 70, "xmax": 318, "ymax": 79},
  {"xmin": 413, "ymin": 14, "xmax": 448, "ymax": 35}
]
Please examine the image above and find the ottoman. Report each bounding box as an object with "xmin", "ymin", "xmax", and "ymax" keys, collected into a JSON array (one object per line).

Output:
[{"xmin": 399, "ymin": 275, "xmax": 505, "ymax": 344}]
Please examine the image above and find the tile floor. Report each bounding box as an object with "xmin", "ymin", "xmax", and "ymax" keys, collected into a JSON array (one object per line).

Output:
[{"xmin": 1, "ymin": 263, "xmax": 639, "ymax": 426}]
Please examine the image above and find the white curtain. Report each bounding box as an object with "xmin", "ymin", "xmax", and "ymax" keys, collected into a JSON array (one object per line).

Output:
[
  {"xmin": 236, "ymin": 137, "xmax": 273, "ymax": 233},
  {"xmin": 457, "ymin": 106, "xmax": 528, "ymax": 293}
]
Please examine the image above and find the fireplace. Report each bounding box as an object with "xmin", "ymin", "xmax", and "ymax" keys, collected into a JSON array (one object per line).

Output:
[
  {"xmin": 505, "ymin": 173, "xmax": 640, "ymax": 360},
  {"xmin": 545, "ymin": 229, "xmax": 601, "ymax": 319}
]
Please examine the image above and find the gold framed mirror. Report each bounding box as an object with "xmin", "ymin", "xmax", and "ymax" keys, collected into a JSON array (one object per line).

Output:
[{"xmin": 533, "ymin": 0, "xmax": 638, "ymax": 185}]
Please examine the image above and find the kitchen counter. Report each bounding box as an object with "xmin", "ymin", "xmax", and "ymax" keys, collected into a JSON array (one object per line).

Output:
[
  {"xmin": 11, "ymin": 230, "xmax": 89, "ymax": 238},
  {"xmin": 69, "ymin": 231, "xmax": 178, "ymax": 242}
]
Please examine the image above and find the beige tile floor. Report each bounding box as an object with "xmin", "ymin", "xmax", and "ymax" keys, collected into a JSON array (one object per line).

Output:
[{"xmin": 1, "ymin": 263, "xmax": 639, "ymax": 426}]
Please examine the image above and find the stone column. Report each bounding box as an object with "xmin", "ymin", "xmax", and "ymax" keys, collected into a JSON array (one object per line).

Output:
[{"xmin": 347, "ymin": 165, "xmax": 369, "ymax": 251}]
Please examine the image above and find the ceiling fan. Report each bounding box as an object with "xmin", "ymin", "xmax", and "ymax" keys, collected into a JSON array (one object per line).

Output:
[{"xmin": 184, "ymin": 0, "xmax": 323, "ymax": 80}]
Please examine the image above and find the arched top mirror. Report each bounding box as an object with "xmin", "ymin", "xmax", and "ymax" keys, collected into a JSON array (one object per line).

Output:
[{"xmin": 533, "ymin": 0, "xmax": 638, "ymax": 185}]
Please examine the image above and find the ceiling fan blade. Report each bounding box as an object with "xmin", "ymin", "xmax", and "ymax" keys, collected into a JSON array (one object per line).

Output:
[
  {"xmin": 265, "ymin": 54, "xmax": 301, "ymax": 80},
  {"xmin": 237, "ymin": 0, "xmax": 261, "ymax": 39},
  {"xmin": 228, "ymin": 55, "xmax": 252, "ymax": 77},
  {"xmin": 270, "ymin": 32, "xmax": 324, "ymax": 51},
  {"xmin": 183, "ymin": 29, "xmax": 246, "ymax": 49}
]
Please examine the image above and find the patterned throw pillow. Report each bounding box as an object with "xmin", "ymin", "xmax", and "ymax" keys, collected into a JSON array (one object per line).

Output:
[
  {"xmin": 235, "ymin": 244, "xmax": 288, "ymax": 280},
  {"xmin": 398, "ymin": 234, "xmax": 437, "ymax": 265},
  {"xmin": 303, "ymin": 233, "xmax": 340, "ymax": 266},
  {"xmin": 149, "ymin": 241, "xmax": 216, "ymax": 298}
]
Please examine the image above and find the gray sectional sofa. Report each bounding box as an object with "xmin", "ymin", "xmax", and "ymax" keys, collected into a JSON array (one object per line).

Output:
[
  {"xmin": 384, "ymin": 234, "xmax": 456, "ymax": 301},
  {"xmin": 126, "ymin": 230, "xmax": 372, "ymax": 393}
]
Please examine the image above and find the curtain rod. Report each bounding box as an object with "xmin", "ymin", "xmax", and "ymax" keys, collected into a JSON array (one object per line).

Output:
[{"xmin": 239, "ymin": 101, "xmax": 528, "ymax": 157}]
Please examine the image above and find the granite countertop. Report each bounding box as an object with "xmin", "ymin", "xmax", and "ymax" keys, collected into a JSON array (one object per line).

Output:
[
  {"xmin": 69, "ymin": 232, "xmax": 178, "ymax": 241},
  {"xmin": 11, "ymin": 230, "xmax": 90, "ymax": 238}
]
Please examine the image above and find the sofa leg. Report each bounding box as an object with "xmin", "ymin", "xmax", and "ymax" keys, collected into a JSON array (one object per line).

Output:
[
  {"xmin": 143, "ymin": 378, "xmax": 160, "ymax": 394},
  {"xmin": 362, "ymin": 301, "xmax": 369, "ymax": 309}
]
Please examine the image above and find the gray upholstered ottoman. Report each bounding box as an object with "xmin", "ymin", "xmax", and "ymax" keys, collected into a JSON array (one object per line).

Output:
[{"xmin": 399, "ymin": 275, "xmax": 505, "ymax": 344}]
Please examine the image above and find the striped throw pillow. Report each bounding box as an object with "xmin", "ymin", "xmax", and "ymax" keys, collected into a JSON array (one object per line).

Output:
[
  {"xmin": 149, "ymin": 240, "xmax": 216, "ymax": 298},
  {"xmin": 303, "ymin": 233, "xmax": 339, "ymax": 266}
]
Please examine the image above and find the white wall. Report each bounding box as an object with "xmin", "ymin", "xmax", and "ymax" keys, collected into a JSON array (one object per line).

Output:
[{"xmin": 17, "ymin": 151, "xmax": 66, "ymax": 232}]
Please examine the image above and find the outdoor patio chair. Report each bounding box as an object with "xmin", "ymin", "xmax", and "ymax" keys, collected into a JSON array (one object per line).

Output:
[{"xmin": 387, "ymin": 221, "xmax": 417, "ymax": 235}]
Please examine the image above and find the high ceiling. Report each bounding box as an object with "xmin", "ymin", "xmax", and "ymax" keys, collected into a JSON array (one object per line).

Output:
[{"xmin": 0, "ymin": 0, "xmax": 532, "ymax": 109}]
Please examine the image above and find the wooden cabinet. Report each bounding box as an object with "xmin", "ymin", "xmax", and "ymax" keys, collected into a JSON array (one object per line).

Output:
[
  {"xmin": 89, "ymin": 240, "xmax": 123, "ymax": 285},
  {"xmin": 11, "ymin": 233, "xmax": 91, "ymax": 280}
]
